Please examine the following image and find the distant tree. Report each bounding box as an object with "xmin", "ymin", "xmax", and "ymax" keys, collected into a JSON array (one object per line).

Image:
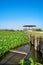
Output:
[{"xmin": 32, "ymin": 28, "xmax": 42, "ymax": 31}]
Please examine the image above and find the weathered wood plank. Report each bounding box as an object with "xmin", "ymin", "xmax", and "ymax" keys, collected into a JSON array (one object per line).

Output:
[{"xmin": 9, "ymin": 50, "xmax": 27, "ymax": 55}]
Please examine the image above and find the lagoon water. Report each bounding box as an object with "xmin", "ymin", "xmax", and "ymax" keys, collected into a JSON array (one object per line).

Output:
[{"xmin": 0, "ymin": 44, "xmax": 43, "ymax": 64}]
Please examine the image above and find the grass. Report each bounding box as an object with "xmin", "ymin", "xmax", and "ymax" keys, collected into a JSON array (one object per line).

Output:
[
  {"xmin": 30, "ymin": 31, "xmax": 43, "ymax": 37},
  {"xmin": 26, "ymin": 30, "xmax": 43, "ymax": 37},
  {"xmin": 0, "ymin": 30, "xmax": 29, "ymax": 56}
]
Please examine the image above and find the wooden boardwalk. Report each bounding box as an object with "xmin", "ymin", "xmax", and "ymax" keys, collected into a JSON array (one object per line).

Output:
[{"xmin": 26, "ymin": 31, "xmax": 43, "ymax": 54}]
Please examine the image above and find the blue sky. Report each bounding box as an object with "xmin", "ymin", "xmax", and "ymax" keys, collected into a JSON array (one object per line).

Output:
[{"xmin": 0, "ymin": 0, "xmax": 43, "ymax": 30}]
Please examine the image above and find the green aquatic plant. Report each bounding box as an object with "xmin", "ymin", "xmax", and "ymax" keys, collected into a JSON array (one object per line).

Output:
[
  {"xmin": 29, "ymin": 57, "xmax": 35, "ymax": 65},
  {"xmin": 20, "ymin": 59, "xmax": 30, "ymax": 65},
  {"xmin": 20, "ymin": 57, "xmax": 42, "ymax": 65},
  {"xmin": 0, "ymin": 31, "xmax": 29, "ymax": 56}
]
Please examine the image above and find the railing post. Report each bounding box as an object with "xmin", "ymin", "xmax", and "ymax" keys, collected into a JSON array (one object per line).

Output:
[{"xmin": 34, "ymin": 36, "xmax": 38, "ymax": 50}]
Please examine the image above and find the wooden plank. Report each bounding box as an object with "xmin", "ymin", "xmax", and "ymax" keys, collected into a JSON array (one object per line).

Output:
[{"xmin": 9, "ymin": 50, "xmax": 27, "ymax": 55}]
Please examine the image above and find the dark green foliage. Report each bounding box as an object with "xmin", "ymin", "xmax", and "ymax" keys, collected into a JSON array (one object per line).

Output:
[{"xmin": 32, "ymin": 28, "xmax": 42, "ymax": 31}]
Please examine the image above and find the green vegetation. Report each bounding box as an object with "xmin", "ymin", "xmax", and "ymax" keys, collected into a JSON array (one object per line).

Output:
[
  {"xmin": 20, "ymin": 57, "xmax": 42, "ymax": 65},
  {"xmin": 0, "ymin": 30, "xmax": 29, "ymax": 56}
]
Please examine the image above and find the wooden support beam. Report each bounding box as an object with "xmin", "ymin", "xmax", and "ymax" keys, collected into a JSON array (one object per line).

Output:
[
  {"xmin": 9, "ymin": 50, "xmax": 27, "ymax": 55},
  {"xmin": 35, "ymin": 36, "xmax": 38, "ymax": 50}
]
